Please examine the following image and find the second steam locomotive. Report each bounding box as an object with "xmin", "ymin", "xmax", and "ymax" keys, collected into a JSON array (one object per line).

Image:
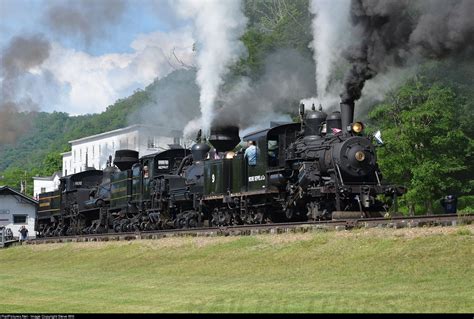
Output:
[{"xmin": 36, "ymin": 100, "xmax": 406, "ymax": 236}]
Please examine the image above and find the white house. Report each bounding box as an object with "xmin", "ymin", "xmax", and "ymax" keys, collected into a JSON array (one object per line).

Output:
[
  {"xmin": 61, "ymin": 124, "xmax": 182, "ymax": 176},
  {"xmin": 32, "ymin": 171, "xmax": 62, "ymax": 199},
  {"xmin": 0, "ymin": 186, "xmax": 37, "ymax": 239}
]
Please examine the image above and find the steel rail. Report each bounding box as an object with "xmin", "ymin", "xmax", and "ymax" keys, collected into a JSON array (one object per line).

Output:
[{"xmin": 26, "ymin": 213, "xmax": 473, "ymax": 246}]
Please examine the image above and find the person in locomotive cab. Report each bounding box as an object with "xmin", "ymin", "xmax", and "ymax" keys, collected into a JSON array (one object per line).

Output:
[
  {"xmin": 143, "ymin": 165, "xmax": 149, "ymax": 179},
  {"xmin": 207, "ymin": 147, "xmax": 221, "ymax": 160},
  {"xmin": 244, "ymin": 141, "xmax": 257, "ymax": 166}
]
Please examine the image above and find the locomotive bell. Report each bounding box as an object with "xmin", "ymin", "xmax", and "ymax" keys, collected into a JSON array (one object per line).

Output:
[
  {"xmin": 304, "ymin": 103, "xmax": 327, "ymax": 137},
  {"xmin": 208, "ymin": 125, "xmax": 240, "ymax": 153}
]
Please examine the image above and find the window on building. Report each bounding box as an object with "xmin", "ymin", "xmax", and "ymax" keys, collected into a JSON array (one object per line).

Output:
[
  {"xmin": 13, "ymin": 215, "xmax": 27, "ymax": 224},
  {"xmin": 80, "ymin": 148, "xmax": 82, "ymax": 161},
  {"xmin": 74, "ymin": 150, "xmax": 76, "ymax": 161},
  {"xmin": 92, "ymin": 146, "xmax": 95, "ymax": 158},
  {"xmin": 120, "ymin": 138, "xmax": 127, "ymax": 149},
  {"xmin": 99, "ymin": 144, "xmax": 102, "ymax": 155},
  {"xmin": 147, "ymin": 137, "xmax": 156, "ymax": 149},
  {"xmin": 41, "ymin": 187, "xmax": 46, "ymax": 193},
  {"xmin": 133, "ymin": 137, "xmax": 137, "ymax": 148}
]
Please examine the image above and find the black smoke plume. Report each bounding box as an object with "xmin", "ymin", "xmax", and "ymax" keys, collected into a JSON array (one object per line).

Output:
[
  {"xmin": 0, "ymin": 34, "xmax": 51, "ymax": 144},
  {"xmin": 342, "ymin": 0, "xmax": 474, "ymax": 103},
  {"xmin": 44, "ymin": 0, "xmax": 126, "ymax": 46},
  {"xmin": 213, "ymin": 49, "xmax": 315, "ymax": 130}
]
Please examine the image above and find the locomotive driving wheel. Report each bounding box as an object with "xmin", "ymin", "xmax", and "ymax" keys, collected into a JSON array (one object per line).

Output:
[
  {"xmin": 211, "ymin": 208, "xmax": 232, "ymax": 226},
  {"xmin": 174, "ymin": 213, "xmax": 187, "ymax": 229}
]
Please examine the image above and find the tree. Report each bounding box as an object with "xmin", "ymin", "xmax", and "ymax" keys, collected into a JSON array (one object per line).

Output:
[
  {"xmin": 42, "ymin": 152, "xmax": 63, "ymax": 176},
  {"xmin": 369, "ymin": 79, "xmax": 472, "ymax": 214}
]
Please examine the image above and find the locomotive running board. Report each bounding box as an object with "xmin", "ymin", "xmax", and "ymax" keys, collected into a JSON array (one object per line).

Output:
[{"xmin": 332, "ymin": 211, "xmax": 365, "ymax": 220}]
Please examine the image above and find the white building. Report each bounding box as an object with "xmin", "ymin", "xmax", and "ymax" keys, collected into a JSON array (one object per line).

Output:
[
  {"xmin": 0, "ymin": 186, "xmax": 37, "ymax": 239},
  {"xmin": 33, "ymin": 124, "xmax": 183, "ymax": 194},
  {"xmin": 32, "ymin": 171, "xmax": 62, "ymax": 199},
  {"xmin": 62, "ymin": 124, "xmax": 182, "ymax": 176}
]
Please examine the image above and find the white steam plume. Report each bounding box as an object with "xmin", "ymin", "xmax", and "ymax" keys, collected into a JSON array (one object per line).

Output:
[
  {"xmin": 308, "ymin": 0, "xmax": 350, "ymax": 106},
  {"xmin": 175, "ymin": 0, "xmax": 247, "ymax": 137}
]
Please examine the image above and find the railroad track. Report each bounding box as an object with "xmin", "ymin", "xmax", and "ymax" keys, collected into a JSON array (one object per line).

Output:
[{"xmin": 26, "ymin": 213, "xmax": 473, "ymax": 246}]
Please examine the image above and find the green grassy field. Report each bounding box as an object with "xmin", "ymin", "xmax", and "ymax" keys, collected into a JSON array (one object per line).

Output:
[{"xmin": 0, "ymin": 225, "xmax": 473, "ymax": 313}]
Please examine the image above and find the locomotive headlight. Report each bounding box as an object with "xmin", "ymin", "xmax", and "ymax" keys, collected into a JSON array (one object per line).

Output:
[
  {"xmin": 355, "ymin": 151, "xmax": 366, "ymax": 162},
  {"xmin": 352, "ymin": 122, "xmax": 364, "ymax": 133}
]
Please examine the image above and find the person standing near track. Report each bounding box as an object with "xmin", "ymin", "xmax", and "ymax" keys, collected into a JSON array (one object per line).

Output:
[{"xmin": 19, "ymin": 225, "xmax": 28, "ymax": 241}]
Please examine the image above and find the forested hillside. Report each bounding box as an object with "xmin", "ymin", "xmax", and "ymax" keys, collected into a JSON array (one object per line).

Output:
[
  {"xmin": 0, "ymin": 0, "xmax": 472, "ymax": 212},
  {"xmin": 0, "ymin": 0, "xmax": 313, "ymax": 193}
]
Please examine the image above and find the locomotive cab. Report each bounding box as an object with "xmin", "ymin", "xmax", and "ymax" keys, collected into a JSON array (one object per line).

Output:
[{"xmin": 242, "ymin": 123, "xmax": 301, "ymax": 192}]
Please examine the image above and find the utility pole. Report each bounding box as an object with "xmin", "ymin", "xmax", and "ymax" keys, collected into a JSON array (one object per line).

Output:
[{"xmin": 20, "ymin": 171, "xmax": 27, "ymax": 194}]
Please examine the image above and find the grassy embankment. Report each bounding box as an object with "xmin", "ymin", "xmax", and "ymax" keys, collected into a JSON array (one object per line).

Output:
[{"xmin": 0, "ymin": 225, "xmax": 473, "ymax": 313}]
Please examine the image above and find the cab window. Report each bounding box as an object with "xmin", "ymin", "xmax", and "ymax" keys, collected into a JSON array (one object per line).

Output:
[
  {"xmin": 143, "ymin": 161, "xmax": 150, "ymax": 179},
  {"xmin": 267, "ymin": 140, "xmax": 279, "ymax": 167}
]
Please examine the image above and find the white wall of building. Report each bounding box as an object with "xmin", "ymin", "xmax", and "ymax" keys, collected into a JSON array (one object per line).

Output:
[
  {"xmin": 0, "ymin": 194, "xmax": 36, "ymax": 239},
  {"xmin": 33, "ymin": 173, "xmax": 61, "ymax": 199},
  {"xmin": 62, "ymin": 152, "xmax": 72, "ymax": 177},
  {"xmin": 62, "ymin": 125, "xmax": 179, "ymax": 176}
]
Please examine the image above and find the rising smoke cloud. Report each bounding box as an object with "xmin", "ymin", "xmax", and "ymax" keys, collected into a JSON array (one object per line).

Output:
[
  {"xmin": 211, "ymin": 49, "xmax": 315, "ymax": 136},
  {"xmin": 129, "ymin": 69, "xmax": 201, "ymax": 140},
  {"xmin": 342, "ymin": 0, "xmax": 474, "ymax": 103},
  {"xmin": 44, "ymin": 0, "xmax": 126, "ymax": 46},
  {"xmin": 309, "ymin": 0, "xmax": 351, "ymax": 102},
  {"xmin": 175, "ymin": 0, "xmax": 248, "ymax": 136},
  {"xmin": 0, "ymin": 34, "xmax": 52, "ymax": 144}
]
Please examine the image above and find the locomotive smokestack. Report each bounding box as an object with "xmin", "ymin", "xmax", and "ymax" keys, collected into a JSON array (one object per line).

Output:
[
  {"xmin": 113, "ymin": 150, "xmax": 139, "ymax": 171},
  {"xmin": 340, "ymin": 99, "xmax": 354, "ymax": 133},
  {"xmin": 208, "ymin": 125, "xmax": 240, "ymax": 153}
]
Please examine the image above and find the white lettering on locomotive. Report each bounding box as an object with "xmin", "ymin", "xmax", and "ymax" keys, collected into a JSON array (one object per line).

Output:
[{"xmin": 248, "ymin": 175, "xmax": 266, "ymax": 182}]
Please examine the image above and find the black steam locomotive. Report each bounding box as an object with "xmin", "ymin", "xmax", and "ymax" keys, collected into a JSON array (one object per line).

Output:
[{"xmin": 36, "ymin": 100, "xmax": 405, "ymax": 236}]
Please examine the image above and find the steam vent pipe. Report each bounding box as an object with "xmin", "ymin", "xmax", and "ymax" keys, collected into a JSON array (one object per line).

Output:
[{"xmin": 340, "ymin": 99, "xmax": 355, "ymax": 133}]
